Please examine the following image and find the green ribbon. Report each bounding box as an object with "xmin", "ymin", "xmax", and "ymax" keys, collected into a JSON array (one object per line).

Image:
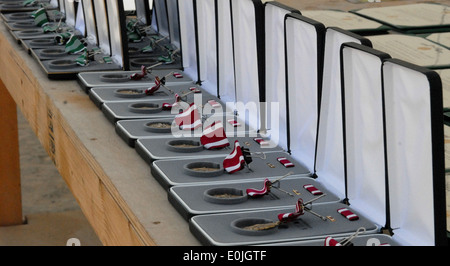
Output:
[
  {"xmin": 75, "ymin": 51, "xmax": 89, "ymax": 66},
  {"xmin": 126, "ymin": 19, "xmax": 145, "ymax": 43},
  {"xmin": 65, "ymin": 35, "xmax": 86, "ymax": 54},
  {"xmin": 23, "ymin": 0, "xmax": 36, "ymax": 7},
  {"xmin": 141, "ymin": 44, "xmax": 154, "ymax": 53},
  {"xmin": 54, "ymin": 32, "xmax": 72, "ymax": 45},
  {"xmin": 103, "ymin": 57, "xmax": 112, "ymax": 64},
  {"xmin": 158, "ymin": 55, "xmax": 173, "ymax": 63},
  {"xmin": 43, "ymin": 24, "xmax": 58, "ymax": 33},
  {"xmin": 33, "ymin": 8, "xmax": 49, "ymax": 27},
  {"xmin": 127, "ymin": 31, "xmax": 144, "ymax": 43}
]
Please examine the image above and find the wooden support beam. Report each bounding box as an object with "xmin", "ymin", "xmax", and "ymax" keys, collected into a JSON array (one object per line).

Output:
[{"xmin": 0, "ymin": 79, "xmax": 23, "ymax": 227}]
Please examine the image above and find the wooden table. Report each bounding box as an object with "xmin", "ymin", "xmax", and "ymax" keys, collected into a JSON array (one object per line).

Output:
[
  {"xmin": 0, "ymin": 21, "xmax": 200, "ymax": 246},
  {"xmin": 1, "ymin": 0, "xmax": 448, "ymax": 246}
]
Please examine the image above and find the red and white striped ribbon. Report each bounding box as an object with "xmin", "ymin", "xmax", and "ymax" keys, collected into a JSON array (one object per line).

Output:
[
  {"xmin": 208, "ymin": 100, "xmax": 221, "ymax": 108},
  {"xmin": 223, "ymin": 141, "xmax": 245, "ymax": 174},
  {"xmin": 277, "ymin": 157, "xmax": 295, "ymax": 168},
  {"xmin": 173, "ymin": 72, "xmax": 183, "ymax": 78},
  {"xmin": 303, "ymin": 184, "xmax": 323, "ymax": 196},
  {"xmin": 254, "ymin": 138, "xmax": 269, "ymax": 147},
  {"xmin": 145, "ymin": 76, "xmax": 161, "ymax": 95},
  {"xmin": 324, "ymin": 237, "xmax": 342, "ymax": 246},
  {"xmin": 246, "ymin": 179, "xmax": 271, "ymax": 198},
  {"xmin": 162, "ymin": 103, "xmax": 172, "ymax": 110},
  {"xmin": 190, "ymin": 87, "xmax": 201, "ymax": 93},
  {"xmin": 278, "ymin": 199, "xmax": 304, "ymax": 223},
  {"xmin": 227, "ymin": 119, "xmax": 240, "ymax": 127},
  {"xmin": 200, "ymin": 121, "xmax": 230, "ymax": 150},
  {"xmin": 337, "ymin": 208, "xmax": 359, "ymax": 221},
  {"xmin": 174, "ymin": 103, "xmax": 202, "ymax": 131},
  {"xmin": 130, "ymin": 65, "xmax": 147, "ymax": 80}
]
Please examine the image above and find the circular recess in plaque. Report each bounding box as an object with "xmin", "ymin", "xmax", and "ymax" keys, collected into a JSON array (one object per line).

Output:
[
  {"xmin": 184, "ymin": 162, "xmax": 224, "ymax": 177},
  {"xmin": 203, "ymin": 188, "xmax": 247, "ymax": 205},
  {"xmin": 29, "ymin": 39, "xmax": 55, "ymax": 47},
  {"xmin": 99, "ymin": 73, "xmax": 130, "ymax": 83},
  {"xmin": 230, "ymin": 218, "xmax": 279, "ymax": 236},
  {"xmin": 48, "ymin": 59, "xmax": 77, "ymax": 69},
  {"xmin": 19, "ymin": 29, "xmax": 42, "ymax": 35},
  {"xmin": 128, "ymin": 102, "xmax": 162, "ymax": 114},
  {"xmin": 128, "ymin": 46, "xmax": 141, "ymax": 56},
  {"xmin": 40, "ymin": 48, "xmax": 67, "ymax": 57},
  {"xmin": 143, "ymin": 121, "xmax": 174, "ymax": 133},
  {"xmin": 130, "ymin": 58, "xmax": 159, "ymax": 68},
  {"xmin": 114, "ymin": 88, "xmax": 146, "ymax": 98},
  {"xmin": 9, "ymin": 13, "xmax": 33, "ymax": 20},
  {"xmin": 12, "ymin": 21, "xmax": 36, "ymax": 28},
  {"xmin": 166, "ymin": 140, "xmax": 203, "ymax": 153},
  {"xmin": 3, "ymin": 4, "xmax": 24, "ymax": 9}
]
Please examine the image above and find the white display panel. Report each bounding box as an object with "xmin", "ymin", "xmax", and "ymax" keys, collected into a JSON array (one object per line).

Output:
[
  {"xmin": 341, "ymin": 43, "xmax": 390, "ymax": 227},
  {"xmin": 64, "ymin": 0, "xmax": 76, "ymax": 27},
  {"xmin": 83, "ymin": 0, "xmax": 97, "ymax": 44},
  {"xmin": 383, "ymin": 60, "xmax": 445, "ymax": 246},
  {"xmin": 75, "ymin": 0, "xmax": 85, "ymax": 36},
  {"xmin": 195, "ymin": 0, "xmax": 218, "ymax": 96},
  {"xmin": 284, "ymin": 15, "xmax": 321, "ymax": 174},
  {"xmin": 178, "ymin": 0, "xmax": 198, "ymax": 81},
  {"xmin": 264, "ymin": 2, "xmax": 298, "ymax": 151},
  {"xmin": 153, "ymin": 0, "xmax": 169, "ymax": 37},
  {"xmin": 230, "ymin": 0, "xmax": 261, "ymax": 131},
  {"xmin": 106, "ymin": 0, "xmax": 126, "ymax": 67},
  {"xmin": 93, "ymin": 0, "xmax": 110, "ymax": 55},
  {"xmin": 316, "ymin": 28, "xmax": 372, "ymax": 198},
  {"xmin": 216, "ymin": 0, "xmax": 236, "ymax": 105}
]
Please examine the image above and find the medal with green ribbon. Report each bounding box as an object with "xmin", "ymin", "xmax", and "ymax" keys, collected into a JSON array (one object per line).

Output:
[
  {"xmin": 33, "ymin": 8, "xmax": 49, "ymax": 27},
  {"xmin": 23, "ymin": 0, "xmax": 36, "ymax": 7},
  {"xmin": 75, "ymin": 51, "xmax": 89, "ymax": 67},
  {"xmin": 65, "ymin": 35, "xmax": 87, "ymax": 54}
]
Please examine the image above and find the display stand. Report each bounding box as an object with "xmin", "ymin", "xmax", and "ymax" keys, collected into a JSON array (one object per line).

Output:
[
  {"xmin": 152, "ymin": 151, "xmax": 311, "ymax": 190},
  {"xmin": 32, "ymin": 0, "xmax": 128, "ymax": 79},
  {"xmin": 8, "ymin": 0, "xmax": 73, "ymax": 44},
  {"xmin": 77, "ymin": 0, "xmax": 197, "ymax": 91},
  {"xmin": 115, "ymin": 114, "xmax": 253, "ymax": 148},
  {"xmin": 169, "ymin": 177, "xmax": 341, "ymax": 221},
  {"xmin": 101, "ymin": 91, "xmax": 227, "ymax": 124},
  {"xmin": 128, "ymin": 0, "xmax": 182, "ymax": 71},
  {"xmin": 136, "ymin": 135, "xmax": 283, "ymax": 164},
  {"xmin": 89, "ymin": 84, "xmax": 204, "ymax": 109},
  {"xmin": 30, "ymin": 0, "xmax": 94, "ymax": 61},
  {"xmin": 0, "ymin": 0, "xmax": 57, "ymax": 12}
]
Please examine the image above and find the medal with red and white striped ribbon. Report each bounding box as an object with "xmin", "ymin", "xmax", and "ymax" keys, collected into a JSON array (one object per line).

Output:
[
  {"xmin": 223, "ymin": 141, "xmax": 245, "ymax": 174},
  {"xmin": 278, "ymin": 198, "xmax": 305, "ymax": 223},
  {"xmin": 324, "ymin": 237, "xmax": 342, "ymax": 246},
  {"xmin": 130, "ymin": 65, "xmax": 148, "ymax": 80},
  {"xmin": 200, "ymin": 121, "xmax": 230, "ymax": 150},
  {"xmin": 174, "ymin": 103, "xmax": 202, "ymax": 131},
  {"xmin": 246, "ymin": 179, "xmax": 272, "ymax": 198},
  {"xmin": 145, "ymin": 76, "xmax": 161, "ymax": 95}
]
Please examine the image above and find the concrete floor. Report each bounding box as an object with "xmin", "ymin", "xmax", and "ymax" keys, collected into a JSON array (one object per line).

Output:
[{"xmin": 0, "ymin": 110, "xmax": 102, "ymax": 246}]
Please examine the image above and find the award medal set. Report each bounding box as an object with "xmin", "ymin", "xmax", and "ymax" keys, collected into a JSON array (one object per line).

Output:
[{"xmin": 2, "ymin": 0, "xmax": 448, "ymax": 246}]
